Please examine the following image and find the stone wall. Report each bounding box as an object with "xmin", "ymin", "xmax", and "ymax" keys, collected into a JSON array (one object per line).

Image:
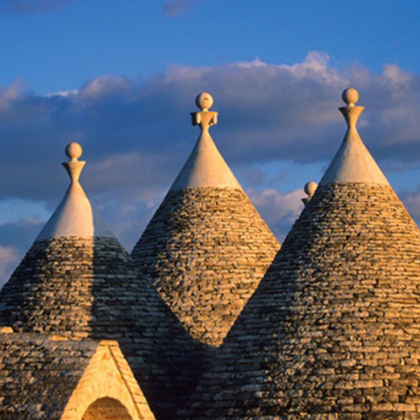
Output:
[
  {"xmin": 0, "ymin": 333, "xmax": 97, "ymax": 419},
  {"xmin": 62, "ymin": 339, "xmax": 155, "ymax": 420},
  {"xmin": 184, "ymin": 183, "xmax": 420, "ymax": 419},
  {"xmin": 0, "ymin": 334, "xmax": 155, "ymax": 420},
  {"xmin": 132, "ymin": 187, "xmax": 280, "ymax": 347},
  {"xmin": 0, "ymin": 237, "xmax": 206, "ymax": 420}
]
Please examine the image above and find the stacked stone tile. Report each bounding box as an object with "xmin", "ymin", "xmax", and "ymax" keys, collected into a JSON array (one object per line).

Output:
[
  {"xmin": 183, "ymin": 88, "xmax": 420, "ymax": 419},
  {"xmin": 0, "ymin": 332, "xmax": 96, "ymax": 420},
  {"xmin": 132, "ymin": 93, "xmax": 280, "ymax": 347},
  {"xmin": 0, "ymin": 143, "xmax": 205, "ymax": 420},
  {"xmin": 0, "ymin": 331, "xmax": 155, "ymax": 420}
]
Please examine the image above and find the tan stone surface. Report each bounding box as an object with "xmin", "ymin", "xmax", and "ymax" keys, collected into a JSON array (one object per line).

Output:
[
  {"xmin": 0, "ymin": 333, "xmax": 154, "ymax": 420},
  {"xmin": 131, "ymin": 187, "xmax": 279, "ymax": 347},
  {"xmin": 62, "ymin": 340, "xmax": 155, "ymax": 420},
  {"xmin": 183, "ymin": 183, "xmax": 420, "ymax": 419}
]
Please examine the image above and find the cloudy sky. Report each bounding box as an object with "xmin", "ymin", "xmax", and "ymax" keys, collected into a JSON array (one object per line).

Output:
[{"xmin": 0, "ymin": 0, "xmax": 420, "ymax": 284}]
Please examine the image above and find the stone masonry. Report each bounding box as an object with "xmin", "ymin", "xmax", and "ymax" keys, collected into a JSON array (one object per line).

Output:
[
  {"xmin": 132, "ymin": 187, "xmax": 280, "ymax": 347},
  {"xmin": 183, "ymin": 183, "xmax": 420, "ymax": 419},
  {"xmin": 0, "ymin": 333, "xmax": 154, "ymax": 420},
  {"xmin": 63, "ymin": 338, "xmax": 155, "ymax": 420},
  {"xmin": 0, "ymin": 236, "xmax": 206, "ymax": 420},
  {"xmin": 0, "ymin": 333, "xmax": 97, "ymax": 419}
]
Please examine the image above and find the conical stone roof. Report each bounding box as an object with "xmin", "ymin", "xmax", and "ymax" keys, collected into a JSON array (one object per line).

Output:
[
  {"xmin": 0, "ymin": 143, "xmax": 205, "ymax": 420},
  {"xmin": 183, "ymin": 88, "xmax": 420, "ymax": 419},
  {"xmin": 131, "ymin": 92, "xmax": 280, "ymax": 347}
]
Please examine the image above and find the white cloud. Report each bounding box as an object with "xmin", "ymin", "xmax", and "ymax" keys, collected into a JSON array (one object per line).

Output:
[
  {"xmin": 247, "ymin": 188, "xmax": 304, "ymax": 241},
  {"xmin": 45, "ymin": 90, "xmax": 78, "ymax": 98},
  {"xmin": 0, "ymin": 246, "xmax": 20, "ymax": 287},
  {"xmin": 383, "ymin": 64, "xmax": 413, "ymax": 84},
  {"xmin": 1, "ymin": 52, "xmax": 420, "ymax": 266}
]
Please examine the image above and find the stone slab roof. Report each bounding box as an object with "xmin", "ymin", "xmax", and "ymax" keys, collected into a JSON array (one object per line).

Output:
[
  {"xmin": 0, "ymin": 236, "xmax": 204, "ymax": 420},
  {"xmin": 184, "ymin": 183, "xmax": 420, "ymax": 419},
  {"xmin": 132, "ymin": 187, "xmax": 279, "ymax": 348},
  {"xmin": 183, "ymin": 90, "xmax": 420, "ymax": 419},
  {"xmin": 0, "ymin": 141, "xmax": 208, "ymax": 419},
  {"xmin": 132, "ymin": 93, "xmax": 279, "ymax": 348},
  {"xmin": 0, "ymin": 332, "xmax": 96, "ymax": 419},
  {"xmin": 0, "ymin": 333, "xmax": 155, "ymax": 420}
]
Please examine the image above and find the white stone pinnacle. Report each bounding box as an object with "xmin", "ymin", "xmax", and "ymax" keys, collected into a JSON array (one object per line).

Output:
[
  {"xmin": 36, "ymin": 143, "xmax": 114, "ymax": 240},
  {"xmin": 319, "ymin": 88, "xmax": 390, "ymax": 186},
  {"xmin": 170, "ymin": 92, "xmax": 242, "ymax": 191}
]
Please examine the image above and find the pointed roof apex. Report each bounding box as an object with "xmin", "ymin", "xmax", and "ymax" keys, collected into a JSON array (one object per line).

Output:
[
  {"xmin": 36, "ymin": 142, "xmax": 114, "ymax": 241},
  {"xmin": 319, "ymin": 88, "xmax": 389, "ymax": 186},
  {"xmin": 170, "ymin": 92, "xmax": 242, "ymax": 191}
]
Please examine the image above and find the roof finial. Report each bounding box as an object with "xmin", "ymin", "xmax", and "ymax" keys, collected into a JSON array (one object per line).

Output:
[
  {"xmin": 191, "ymin": 92, "xmax": 218, "ymax": 132},
  {"xmin": 340, "ymin": 87, "xmax": 364, "ymax": 129},
  {"xmin": 63, "ymin": 142, "xmax": 86, "ymax": 184},
  {"xmin": 302, "ymin": 181, "xmax": 318, "ymax": 206},
  {"xmin": 342, "ymin": 87, "xmax": 359, "ymax": 108},
  {"xmin": 196, "ymin": 92, "xmax": 214, "ymax": 111},
  {"xmin": 65, "ymin": 142, "xmax": 83, "ymax": 162}
]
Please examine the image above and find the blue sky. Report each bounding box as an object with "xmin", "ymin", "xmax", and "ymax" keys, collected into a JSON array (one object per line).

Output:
[
  {"xmin": 0, "ymin": 0, "xmax": 420, "ymax": 284},
  {"xmin": 2, "ymin": 0, "xmax": 420, "ymax": 93}
]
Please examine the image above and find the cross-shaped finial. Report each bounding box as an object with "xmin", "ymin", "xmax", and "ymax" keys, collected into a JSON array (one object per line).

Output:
[{"xmin": 191, "ymin": 92, "xmax": 218, "ymax": 132}]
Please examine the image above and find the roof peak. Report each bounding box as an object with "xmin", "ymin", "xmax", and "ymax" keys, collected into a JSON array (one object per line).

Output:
[
  {"xmin": 319, "ymin": 88, "xmax": 389, "ymax": 186},
  {"xmin": 170, "ymin": 92, "xmax": 242, "ymax": 191},
  {"xmin": 36, "ymin": 142, "xmax": 114, "ymax": 241}
]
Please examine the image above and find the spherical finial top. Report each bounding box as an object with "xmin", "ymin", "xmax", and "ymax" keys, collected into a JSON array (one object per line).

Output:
[
  {"xmin": 195, "ymin": 92, "xmax": 214, "ymax": 111},
  {"xmin": 65, "ymin": 142, "xmax": 83, "ymax": 161},
  {"xmin": 304, "ymin": 181, "xmax": 318, "ymax": 197},
  {"xmin": 342, "ymin": 87, "xmax": 359, "ymax": 107}
]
